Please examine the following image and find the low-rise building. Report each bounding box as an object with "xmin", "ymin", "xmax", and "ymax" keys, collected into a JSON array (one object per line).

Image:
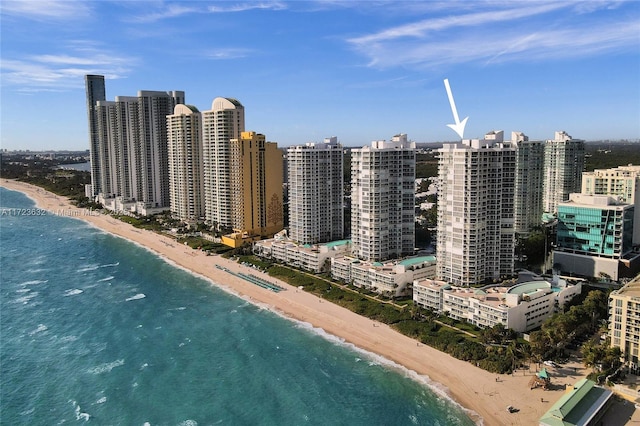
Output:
[
  {"xmin": 331, "ymin": 255, "xmax": 437, "ymax": 297},
  {"xmin": 253, "ymin": 237, "xmax": 351, "ymax": 273},
  {"xmin": 413, "ymin": 275, "xmax": 581, "ymax": 332}
]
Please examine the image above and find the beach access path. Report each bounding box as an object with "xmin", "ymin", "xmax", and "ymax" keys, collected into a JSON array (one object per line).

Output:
[{"xmin": 3, "ymin": 179, "xmax": 637, "ymax": 426}]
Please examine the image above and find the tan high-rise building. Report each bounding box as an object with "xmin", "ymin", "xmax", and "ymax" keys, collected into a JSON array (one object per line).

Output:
[
  {"xmin": 229, "ymin": 131, "xmax": 283, "ymax": 238},
  {"xmin": 167, "ymin": 104, "xmax": 204, "ymax": 223},
  {"xmin": 202, "ymin": 97, "xmax": 245, "ymax": 230}
]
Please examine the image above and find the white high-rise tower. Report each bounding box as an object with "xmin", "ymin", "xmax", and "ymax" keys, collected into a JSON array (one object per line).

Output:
[
  {"xmin": 511, "ymin": 131, "xmax": 545, "ymax": 235},
  {"xmin": 167, "ymin": 104, "xmax": 204, "ymax": 223},
  {"xmin": 202, "ymin": 98, "xmax": 245, "ymax": 229},
  {"xmin": 542, "ymin": 131, "xmax": 585, "ymax": 214},
  {"xmin": 436, "ymin": 131, "xmax": 516, "ymax": 286},
  {"xmin": 287, "ymin": 137, "xmax": 344, "ymax": 244},
  {"xmin": 350, "ymin": 134, "xmax": 415, "ymax": 262}
]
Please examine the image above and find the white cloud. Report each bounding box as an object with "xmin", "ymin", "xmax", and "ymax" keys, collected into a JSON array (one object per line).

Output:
[
  {"xmin": 128, "ymin": 3, "xmax": 202, "ymax": 23},
  {"xmin": 208, "ymin": 1, "xmax": 287, "ymax": 13},
  {"xmin": 1, "ymin": 48, "xmax": 135, "ymax": 91},
  {"xmin": 204, "ymin": 48, "xmax": 254, "ymax": 60},
  {"xmin": 346, "ymin": 1, "xmax": 640, "ymax": 68},
  {"xmin": 0, "ymin": 0, "xmax": 91, "ymax": 20}
]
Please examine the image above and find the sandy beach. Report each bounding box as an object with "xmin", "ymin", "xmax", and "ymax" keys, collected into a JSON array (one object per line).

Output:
[{"xmin": 3, "ymin": 179, "xmax": 633, "ymax": 425}]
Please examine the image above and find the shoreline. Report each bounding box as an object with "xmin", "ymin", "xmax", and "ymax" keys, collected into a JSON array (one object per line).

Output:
[{"xmin": 1, "ymin": 180, "xmax": 589, "ymax": 425}]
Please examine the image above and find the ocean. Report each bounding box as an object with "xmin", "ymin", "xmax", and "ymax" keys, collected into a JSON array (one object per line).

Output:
[{"xmin": 0, "ymin": 187, "xmax": 476, "ymax": 426}]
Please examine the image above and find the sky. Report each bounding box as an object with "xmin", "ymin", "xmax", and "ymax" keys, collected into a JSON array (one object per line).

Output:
[{"xmin": 1, "ymin": 0, "xmax": 639, "ymax": 151}]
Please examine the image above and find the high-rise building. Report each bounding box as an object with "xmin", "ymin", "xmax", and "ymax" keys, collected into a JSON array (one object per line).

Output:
[
  {"xmin": 202, "ymin": 98, "xmax": 245, "ymax": 229},
  {"xmin": 85, "ymin": 75, "xmax": 106, "ymax": 197},
  {"xmin": 554, "ymin": 193, "xmax": 635, "ymax": 281},
  {"xmin": 287, "ymin": 137, "xmax": 344, "ymax": 244},
  {"xmin": 137, "ymin": 90, "xmax": 185, "ymax": 209},
  {"xmin": 436, "ymin": 131, "xmax": 516, "ymax": 286},
  {"xmin": 511, "ymin": 131, "xmax": 545, "ymax": 235},
  {"xmin": 167, "ymin": 104, "xmax": 204, "ymax": 223},
  {"xmin": 350, "ymin": 134, "xmax": 415, "ymax": 262},
  {"xmin": 582, "ymin": 165, "xmax": 640, "ymax": 245},
  {"xmin": 84, "ymin": 75, "xmax": 184, "ymax": 213},
  {"xmin": 229, "ymin": 131, "xmax": 283, "ymax": 238},
  {"xmin": 609, "ymin": 274, "xmax": 640, "ymax": 364},
  {"xmin": 542, "ymin": 131, "xmax": 585, "ymax": 215}
]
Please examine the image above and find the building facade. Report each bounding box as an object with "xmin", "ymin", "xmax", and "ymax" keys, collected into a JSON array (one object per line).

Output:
[
  {"xmin": 582, "ymin": 165, "xmax": 640, "ymax": 245},
  {"xmin": 202, "ymin": 97, "xmax": 245, "ymax": 229},
  {"xmin": 287, "ymin": 137, "xmax": 344, "ymax": 244},
  {"xmin": 253, "ymin": 237, "xmax": 351, "ymax": 273},
  {"xmin": 167, "ymin": 104, "xmax": 204, "ymax": 223},
  {"xmin": 511, "ymin": 132, "xmax": 545, "ymax": 235},
  {"xmin": 331, "ymin": 255, "xmax": 436, "ymax": 297},
  {"xmin": 554, "ymin": 193, "xmax": 635, "ymax": 280},
  {"xmin": 413, "ymin": 277, "xmax": 581, "ymax": 332},
  {"xmin": 229, "ymin": 131, "xmax": 283, "ymax": 239},
  {"xmin": 85, "ymin": 75, "xmax": 106, "ymax": 197},
  {"xmin": 85, "ymin": 75, "xmax": 184, "ymax": 214},
  {"xmin": 436, "ymin": 131, "xmax": 516, "ymax": 286},
  {"xmin": 542, "ymin": 131, "xmax": 585, "ymax": 214},
  {"xmin": 609, "ymin": 275, "xmax": 640, "ymax": 365},
  {"xmin": 350, "ymin": 134, "xmax": 416, "ymax": 262}
]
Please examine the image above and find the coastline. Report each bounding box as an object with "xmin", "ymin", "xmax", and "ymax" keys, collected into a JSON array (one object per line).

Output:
[{"xmin": 1, "ymin": 180, "xmax": 587, "ymax": 425}]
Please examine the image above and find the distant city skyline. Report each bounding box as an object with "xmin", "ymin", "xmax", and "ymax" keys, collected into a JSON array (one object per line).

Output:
[{"xmin": 1, "ymin": 0, "xmax": 639, "ymax": 151}]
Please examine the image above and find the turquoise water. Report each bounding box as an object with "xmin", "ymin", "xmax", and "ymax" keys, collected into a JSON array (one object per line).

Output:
[{"xmin": 0, "ymin": 187, "xmax": 476, "ymax": 425}]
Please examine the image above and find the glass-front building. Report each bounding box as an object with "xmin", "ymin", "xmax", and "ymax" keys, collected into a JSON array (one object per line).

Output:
[{"xmin": 557, "ymin": 196, "xmax": 633, "ymax": 258}]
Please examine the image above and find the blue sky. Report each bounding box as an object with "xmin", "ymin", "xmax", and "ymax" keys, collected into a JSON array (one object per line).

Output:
[{"xmin": 1, "ymin": 0, "xmax": 639, "ymax": 151}]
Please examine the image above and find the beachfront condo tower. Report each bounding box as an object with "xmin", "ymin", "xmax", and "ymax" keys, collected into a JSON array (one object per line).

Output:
[
  {"xmin": 582, "ymin": 165, "xmax": 640, "ymax": 245},
  {"xmin": 84, "ymin": 75, "xmax": 185, "ymax": 214},
  {"xmin": 350, "ymin": 134, "xmax": 416, "ymax": 262},
  {"xmin": 167, "ymin": 105, "xmax": 205, "ymax": 223},
  {"xmin": 542, "ymin": 131, "xmax": 585, "ymax": 215},
  {"xmin": 202, "ymin": 98, "xmax": 245, "ymax": 230},
  {"xmin": 511, "ymin": 132, "xmax": 545, "ymax": 236},
  {"xmin": 436, "ymin": 131, "xmax": 516, "ymax": 286},
  {"xmin": 287, "ymin": 137, "xmax": 344, "ymax": 244},
  {"xmin": 85, "ymin": 75, "xmax": 106, "ymax": 198},
  {"xmin": 229, "ymin": 131, "xmax": 283, "ymax": 239}
]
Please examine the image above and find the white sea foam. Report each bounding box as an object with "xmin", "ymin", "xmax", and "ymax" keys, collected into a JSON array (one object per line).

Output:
[
  {"xmin": 178, "ymin": 421, "xmax": 198, "ymax": 426},
  {"xmin": 125, "ymin": 293, "xmax": 146, "ymax": 301},
  {"xmin": 97, "ymin": 276, "xmax": 115, "ymax": 282},
  {"xmin": 95, "ymin": 397, "xmax": 107, "ymax": 404},
  {"xmin": 100, "ymin": 262, "xmax": 120, "ymax": 268},
  {"xmin": 64, "ymin": 289, "xmax": 84, "ymax": 297},
  {"xmin": 77, "ymin": 264, "xmax": 100, "ymax": 272},
  {"xmin": 140, "ymin": 363, "xmax": 149, "ymax": 370},
  {"xmin": 74, "ymin": 402, "xmax": 91, "ymax": 421},
  {"xmin": 88, "ymin": 359, "xmax": 124, "ymax": 374},
  {"xmin": 15, "ymin": 288, "xmax": 31, "ymax": 293},
  {"xmin": 19, "ymin": 279, "xmax": 48, "ymax": 286},
  {"xmin": 16, "ymin": 292, "xmax": 39, "ymax": 304}
]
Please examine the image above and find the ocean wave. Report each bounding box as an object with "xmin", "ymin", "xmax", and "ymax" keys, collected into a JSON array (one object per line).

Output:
[
  {"xmin": 95, "ymin": 396, "xmax": 107, "ymax": 404},
  {"xmin": 19, "ymin": 279, "xmax": 48, "ymax": 286},
  {"xmin": 88, "ymin": 359, "xmax": 124, "ymax": 374},
  {"xmin": 77, "ymin": 265, "xmax": 99, "ymax": 272},
  {"xmin": 100, "ymin": 262, "xmax": 120, "ymax": 268},
  {"xmin": 178, "ymin": 421, "xmax": 198, "ymax": 426},
  {"xmin": 64, "ymin": 289, "xmax": 84, "ymax": 297},
  {"xmin": 15, "ymin": 292, "xmax": 39, "ymax": 304},
  {"xmin": 71, "ymin": 400, "xmax": 91, "ymax": 422},
  {"xmin": 125, "ymin": 293, "xmax": 146, "ymax": 302},
  {"xmin": 97, "ymin": 276, "xmax": 115, "ymax": 282},
  {"xmin": 29, "ymin": 324, "xmax": 48, "ymax": 336}
]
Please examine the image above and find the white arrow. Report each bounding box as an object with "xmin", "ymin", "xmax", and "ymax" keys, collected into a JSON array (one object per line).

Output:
[{"xmin": 443, "ymin": 78, "xmax": 468, "ymax": 139}]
